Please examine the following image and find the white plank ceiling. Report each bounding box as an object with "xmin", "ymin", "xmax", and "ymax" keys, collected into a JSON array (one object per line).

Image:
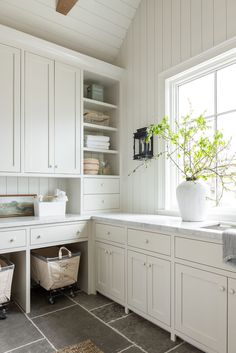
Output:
[{"xmin": 0, "ymin": 0, "xmax": 141, "ymax": 63}]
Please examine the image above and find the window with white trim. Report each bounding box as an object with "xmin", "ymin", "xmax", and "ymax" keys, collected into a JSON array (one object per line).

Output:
[{"xmin": 166, "ymin": 53, "xmax": 236, "ymax": 211}]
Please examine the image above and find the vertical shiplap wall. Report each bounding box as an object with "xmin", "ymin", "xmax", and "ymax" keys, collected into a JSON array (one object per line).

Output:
[
  {"xmin": 0, "ymin": 177, "xmax": 67, "ymax": 195},
  {"xmin": 116, "ymin": 0, "xmax": 236, "ymax": 213}
]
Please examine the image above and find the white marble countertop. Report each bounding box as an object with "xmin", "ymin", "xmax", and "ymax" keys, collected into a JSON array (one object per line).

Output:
[
  {"xmin": 92, "ymin": 213, "xmax": 225, "ymax": 242},
  {"xmin": 0, "ymin": 212, "xmax": 229, "ymax": 243},
  {"xmin": 0, "ymin": 214, "xmax": 90, "ymax": 229}
]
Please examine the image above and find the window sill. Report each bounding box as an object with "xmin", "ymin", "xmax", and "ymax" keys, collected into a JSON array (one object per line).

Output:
[{"xmin": 156, "ymin": 208, "xmax": 236, "ymax": 222}]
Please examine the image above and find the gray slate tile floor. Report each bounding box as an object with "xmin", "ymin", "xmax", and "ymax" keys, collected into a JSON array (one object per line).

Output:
[{"xmin": 0, "ymin": 290, "xmax": 203, "ymax": 353}]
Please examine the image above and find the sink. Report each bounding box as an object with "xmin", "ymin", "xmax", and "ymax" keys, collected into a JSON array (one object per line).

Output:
[{"xmin": 202, "ymin": 223, "xmax": 236, "ymax": 231}]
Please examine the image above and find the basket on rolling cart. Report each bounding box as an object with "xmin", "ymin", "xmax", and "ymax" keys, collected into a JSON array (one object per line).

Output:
[
  {"xmin": 31, "ymin": 246, "xmax": 81, "ymax": 304},
  {"xmin": 0, "ymin": 256, "xmax": 15, "ymax": 320}
]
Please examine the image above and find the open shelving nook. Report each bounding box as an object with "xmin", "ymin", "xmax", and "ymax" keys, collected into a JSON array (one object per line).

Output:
[{"xmin": 82, "ymin": 70, "xmax": 120, "ymax": 177}]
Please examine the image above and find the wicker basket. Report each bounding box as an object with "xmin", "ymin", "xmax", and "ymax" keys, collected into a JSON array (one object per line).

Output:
[
  {"xmin": 31, "ymin": 246, "xmax": 80, "ymax": 291},
  {"xmin": 0, "ymin": 256, "xmax": 15, "ymax": 305},
  {"xmin": 84, "ymin": 111, "xmax": 110, "ymax": 126}
]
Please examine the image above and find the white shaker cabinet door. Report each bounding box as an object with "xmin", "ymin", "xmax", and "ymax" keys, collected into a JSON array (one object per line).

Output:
[
  {"xmin": 24, "ymin": 52, "xmax": 54, "ymax": 173},
  {"xmin": 228, "ymin": 278, "xmax": 236, "ymax": 353},
  {"xmin": 147, "ymin": 256, "xmax": 171, "ymax": 326},
  {"xmin": 54, "ymin": 62, "xmax": 81, "ymax": 174},
  {"xmin": 128, "ymin": 250, "xmax": 147, "ymax": 313},
  {"xmin": 0, "ymin": 44, "xmax": 20, "ymax": 172},
  {"xmin": 175, "ymin": 264, "xmax": 227, "ymax": 353},
  {"xmin": 109, "ymin": 245, "xmax": 125, "ymax": 302},
  {"xmin": 96, "ymin": 242, "xmax": 110, "ymax": 295}
]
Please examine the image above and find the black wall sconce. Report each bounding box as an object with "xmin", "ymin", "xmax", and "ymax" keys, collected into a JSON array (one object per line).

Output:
[{"xmin": 133, "ymin": 127, "xmax": 153, "ymax": 160}]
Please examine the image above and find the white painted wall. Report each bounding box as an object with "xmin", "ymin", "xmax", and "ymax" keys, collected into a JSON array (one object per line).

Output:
[
  {"xmin": 0, "ymin": 176, "xmax": 67, "ymax": 196},
  {"xmin": 116, "ymin": 0, "xmax": 236, "ymax": 213}
]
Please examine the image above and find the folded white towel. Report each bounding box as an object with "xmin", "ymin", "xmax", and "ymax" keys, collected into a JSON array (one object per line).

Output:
[
  {"xmin": 85, "ymin": 135, "xmax": 110, "ymax": 142},
  {"xmin": 85, "ymin": 145, "xmax": 109, "ymax": 150},
  {"xmin": 86, "ymin": 141, "xmax": 110, "ymax": 147}
]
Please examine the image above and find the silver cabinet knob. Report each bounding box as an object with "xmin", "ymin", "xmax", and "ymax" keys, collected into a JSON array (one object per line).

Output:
[
  {"xmin": 229, "ymin": 289, "xmax": 235, "ymax": 295},
  {"xmin": 55, "ymin": 165, "xmax": 58, "ymax": 168},
  {"xmin": 102, "ymin": 200, "xmax": 105, "ymax": 204},
  {"xmin": 219, "ymin": 286, "xmax": 226, "ymax": 292},
  {"xmin": 143, "ymin": 262, "xmax": 146, "ymax": 266},
  {"xmin": 10, "ymin": 238, "xmax": 14, "ymax": 243},
  {"xmin": 107, "ymin": 231, "xmax": 111, "ymax": 236},
  {"xmin": 100, "ymin": 183, "xmax": 104, "ymax": 187},
  {"xmin": 49, "ymin": 165, "xmax": 52, "ymax": 168},
  {"xmin": 37, "ymin": 235, "xmax": 41, "ymax": 239},
  {"xmin": 145, "ymin": 239, "xmax": 149, "ymax": 244},
  {"xmin": 148, "ymin": 264, "xmax": 152, "ymax": 268}
]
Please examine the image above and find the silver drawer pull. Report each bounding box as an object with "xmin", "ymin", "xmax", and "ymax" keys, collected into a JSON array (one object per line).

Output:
[
  {"xmin": 10, "ymin": 238, "xmax": 14, "ymax": 243},
  {"xmin": 229, "ymin": 289, "xmax": 235, "ymax": 295},
  {"xmin": 37, "ymin": 235, "xmax": 41, "ymax": 239},
  {"xmin": 219, "ymin": 286, "xmax": 226, "ymax": 292}
]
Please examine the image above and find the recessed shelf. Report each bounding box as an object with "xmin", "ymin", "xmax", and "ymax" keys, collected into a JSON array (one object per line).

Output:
[
  {"xmin": 83, "ymin": 122, "xmax": 118, "ymax": 132},
  {"xmin": 83, "ymin": 97, "xmax": 118, "ymax": 111},
  {"xmin": 83, "ymin": 147, "xmax": 118, "ymax": 154}
]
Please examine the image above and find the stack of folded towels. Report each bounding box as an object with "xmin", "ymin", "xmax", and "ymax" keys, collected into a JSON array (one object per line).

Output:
[{"xmin": 84, "ymin": 134, "xmax": 110, "ymax": 150}]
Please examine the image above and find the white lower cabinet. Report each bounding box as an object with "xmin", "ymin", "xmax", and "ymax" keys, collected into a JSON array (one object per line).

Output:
[
  {"xmin": 147, "ymin": 255, "xmax": 170, "ymax": 326},
  {"xmin": 96, "ymin": 242, "xmax": 125, "ymax": 303},
  {"xmin": 128, "ymin": 250, "xmax": 147, "ymax": 313},
  {"xmin": 128, "ymin": 250, "xmax": 171, "ymax": 326},
  {"xmin": 175, "ymin": 264, "xmax": 227, "ymax": 353},
  {"xmin": 228, "ymin": 278, "xmax": 236, "ymax": 353}
]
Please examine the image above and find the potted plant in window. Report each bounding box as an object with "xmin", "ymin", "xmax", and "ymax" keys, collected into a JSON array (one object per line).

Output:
[{"xmin": 131, "ymin": 115, "xmax": 236, "ymax": 221}]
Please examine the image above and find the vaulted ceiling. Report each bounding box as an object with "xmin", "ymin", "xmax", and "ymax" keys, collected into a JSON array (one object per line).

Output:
[{"xmin": 0, "ymin": 0, "xmax": 141, "ymax": 63}]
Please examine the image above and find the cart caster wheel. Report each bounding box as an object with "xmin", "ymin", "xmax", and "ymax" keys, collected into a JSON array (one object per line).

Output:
[
  {"xmin": 48, "ymin": 297, "xmax": 55, "ymax": 305},
  {"xmin": 0, "ymin": 309, "xmax": 7, "ymax": 320},
  {"xmin": 70, "ymin": 290, "xmax": 75, "ymax": 298}
]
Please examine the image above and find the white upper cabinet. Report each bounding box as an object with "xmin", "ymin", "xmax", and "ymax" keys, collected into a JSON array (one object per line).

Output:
[
  {"xmin": 24, "ymin": 52, "xmax": 54, "ymax": 173},
  {"xmin": 55, "ymin": 62, "xmax": 81, "ymax": 174},
  {"xmin": 0, "ymin": 44, "xmax": 20, "ymax": 172},
  {"xmin": 24, "ymin": 53, "xmax": 81, "ymax": 175}
]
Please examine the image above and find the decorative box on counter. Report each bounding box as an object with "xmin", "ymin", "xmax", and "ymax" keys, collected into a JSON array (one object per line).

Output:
[{"xmin": 34, "ymin": 189, "xmax": 68, "ymax": 217}]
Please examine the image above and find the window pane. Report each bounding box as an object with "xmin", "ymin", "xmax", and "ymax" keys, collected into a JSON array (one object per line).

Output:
[
  {"xmin": 178, "ymin": 73, "xmax": 214, "ymax": 118},
  {"xmin": 217, "ymin": 112, "xmax": 236, "ymax": 207},
  {"xmin": 217, "ymin": 63, "xmax": 236, "ymax": 114},
  {"xmin": 217, "ymin": 112, "xmax": 236, "ymax": 154}
]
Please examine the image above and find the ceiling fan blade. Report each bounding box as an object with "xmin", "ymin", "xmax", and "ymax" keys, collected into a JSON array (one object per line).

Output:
[{"xmin": 56, "ymin": 0, "xmax": 78, "ymax": 15}]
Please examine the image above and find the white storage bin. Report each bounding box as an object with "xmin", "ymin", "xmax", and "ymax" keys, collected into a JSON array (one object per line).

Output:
[
  {"xmin": 0, "ymin": 256, "xmax": 15, "ymax": 305},
  {"xmin": 31, "ymin": 246, "xmax": 81, "ymax": 291},
  {"xmin": 34, "ymin": 200, "xmax": 66, "ymax": 217}
]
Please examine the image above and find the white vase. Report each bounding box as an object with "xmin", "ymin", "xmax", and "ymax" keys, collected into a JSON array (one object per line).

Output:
[{"xmin": 176, "ymin": 179, "xmax": 208, "ymax": 222}]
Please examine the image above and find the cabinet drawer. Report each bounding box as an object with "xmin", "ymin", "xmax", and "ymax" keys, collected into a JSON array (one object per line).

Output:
[
  {"xmin": 83, "ymin": 194, "xmax": 120, "ymax": 211},
  {"xmin": 128, "ymin": 229, "xmax": 171, "ymax": 256},
  {"xmin": 175, "ymin": 237, "xmax": 233, "ymax": 271},
  {"xmin": 84, "ymin": 178, "xmax": 120, "ymax": 194},
  {"xmin": 0, "ymin": 229, "xmax": 26, "ymax": 250},
  {"xmin": 30, "ymin": 222, "xmax": 88, "ymax": 245},
  {"xmin": 96, "ymin": 223, "xmax": 125, "ymax": 244}
]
